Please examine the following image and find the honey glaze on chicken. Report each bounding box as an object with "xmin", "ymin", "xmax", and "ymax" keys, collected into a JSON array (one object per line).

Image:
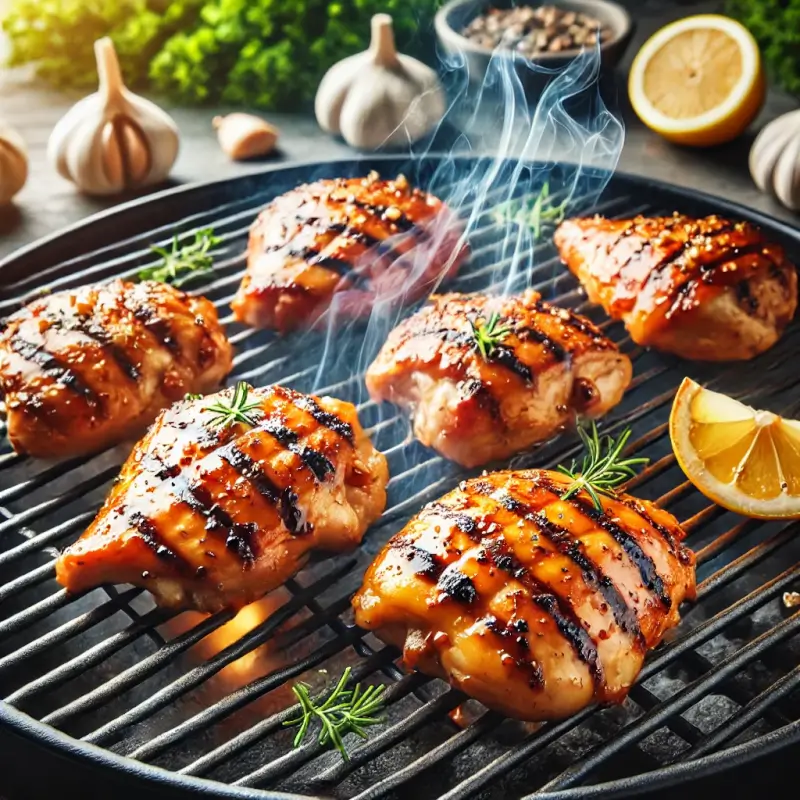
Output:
[
  {"xmin": 555, "ymin": 214, "xmax": 798, "ymax": 361},
  {"xmin": 0, "ymin": 279, "xmax": 233, "ymax": 459},
  {"xmin": 232, "ymin": 172, "xmax": 468, "ymax": 332},
  {"xmin": 366, "ymin": 290, "xmax": 632, "ymax": 468},
  {"xmin": 353, "ymin": 469, "xmax": 695, "ymax": 721},
  {"xmin": 56, "ymin": 384, "xmax": 389, "ymax": 612}
]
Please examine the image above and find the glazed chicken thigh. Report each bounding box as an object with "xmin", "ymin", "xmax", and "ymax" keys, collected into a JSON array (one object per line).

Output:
[
  {"xmin": 232, "ymin": 172, "xmax": 467, "ymax": 332},
  {"xmin": 353, "ymin": 469, "xmax": 696, "ymax": 721},
  {"xmin": 366, "ymin": 290, "xmax": 632, "ymax": 467},
  {"xmin": 554, "ymin": 214, "xmax": 797, "ymax": 361},
  {"xmin": 0, "ymin": 279, "xmax": 232, "ymax": 459},
  {"xmin": 56, "ymin": 384, "xmax": 388, "ymax": 611}
]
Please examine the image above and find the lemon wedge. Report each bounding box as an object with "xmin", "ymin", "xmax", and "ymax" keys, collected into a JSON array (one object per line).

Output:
[
  {"xmin": 629, "ymin": 14, "xmax": 765, "ymax": 147},
  {"xmin": 670, "ymin": 378, "xmax": 800, "ymax": 519}
]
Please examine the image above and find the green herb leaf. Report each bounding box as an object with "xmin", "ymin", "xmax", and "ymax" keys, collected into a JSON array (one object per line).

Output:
[
  {"xmin": 184, "ymin": 392, "xmax": 203, "ymax": 401},
  {"xmin": 203, "ymin": 382, "xmax": 262, "ymax": 429},
  {"xmin": 491, "ymin": 181, "xmax": 570, "ymax": 239},
  {"xmin": 470, "ymin": 312, "xmax": 512, "ymax": 360},
  {"xmin": 283, "ymin": 667, "xmax": 386, "ymax": 761},
  {"xmin": 139, "ymin": 228, "xmax": 220, "ymax": 286},
  {"xmin": 556, "ymin": 422, "xmax": 650, "ymax": 510}
]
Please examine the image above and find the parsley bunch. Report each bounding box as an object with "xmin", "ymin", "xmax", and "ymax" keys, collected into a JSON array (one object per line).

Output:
[{"xmin": 4, "ymin": 0, "xmax": 439, "ymax": 111}]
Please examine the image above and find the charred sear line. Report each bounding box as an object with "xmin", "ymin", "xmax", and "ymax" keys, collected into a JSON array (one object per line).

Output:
[
  {"xmin": 488, "ymin": 344, "xmax": 533, "ymax": 384},
  {"xmin": 396, "ymin": 540, "xmax": 443, "ymax": 580},
  {"xmin": 174, "ymin": 479, "xmax": 257, "ymax": 563},
  {"xmin": 436, "ymin": 563, "xmax": 478, "ymax": 604},
  {"xmin": 132, "ymin": 304, "xmax": 180, "ymax": 355},
  {"xmin": 462, "ymin": 379, "xmax": 503, "ymax": 422},
  {"xmin": 617, "ymin": 496, "xmax": 681, "ymax": 556},
  {"xmin": 424, "ymin": 502, "xmax": 480, "ymax": 539},
  {"xmin": 293, "ymin": 394, "xmax": 355, "ymax": 444},
  {"xmin": 568, "ymin": 495, "xmax": 671, "ymax": 608},
  {"xmin": 46, "ymin": 313, "xmax": 141, "ymax": 382},
  {"xmin": 514, "ymin": 324, "xmax": 568, "ymax": 361},
  {"xmin": 258, "ymin": 415, "xmax": 335, "ymax": 481},
  {"xmin": 128, "ymin": 509, "xmax": 192, "ymax": 572},
  {"xmin": 485, "ymin": 613, "xmax": 545, "ymax": 688},
  {"xmin": 481, "ymin": 532, "xmax": 604, "ymax": 685},
  {"xmin": 9, "ymin": 337, "xmax": 96, "ymax": 401},
  {"xmin": 326, "ymin": 221, "xmax": 382, "ymax": 249},
  {"xmin": 344, "ymin": 198, "xmax": 417, "ymax": 232},
  {"xmin": 219, "ymin": 444, "xmax": 309, "ymax": 535}
]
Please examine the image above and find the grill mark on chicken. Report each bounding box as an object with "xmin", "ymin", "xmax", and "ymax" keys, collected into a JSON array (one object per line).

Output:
[
  {"xmin": 8, "ymin": 336, "xmax": 97, "ymax": 401},
  {"xmin": 286, "ymin": 246, "xmax": 370, "ymax": 287},
  {"xmin": 436, "ymin": 563, "xmax": 478, "ymax": 604},
  {"xmin": 293, "ymin": 393, "xmax": 355, "ymax": 444},
  {"xmin": 489, "ymin": 344, "xmax": 534, "ymax": 383},
  {"xmin": 484, "ymin": 613, "xmax": 545, "ymax": 687},
  {"xmin": 219, "ymin": 443, "xmax": 309, "ymax": 535},
  {"xmin": 256, "ymin": 416, "xmax": 335, "ymax": 481},
  {"xmin": 513, "ymin": 324, "xmax": 568, "ymax": 361},
  {"xmin": 344, "ymin": 199, "xmax": 417, "ymax": 233},
  {"xmin": 532, "ymin": 301, "xmax": 615, "ymax": 344},
  {"xmin": 130, "ymin": 303, "xmax": 181, "ymax": 355},
  {"xmin": 615, "ymin": 496, "xmax": 682, "ymax": 559},
  {"xmin": 50, "ymin": 314, "xmax": 141, "ymax": 382},
  {"xmin": 128, "ymin": 509, "xmax": 192, "ymax": 572},
  {"xmin": 492, "ymin": 491, "xmax": 644, "ymax": 644},
  {"xmin": 565, "ymin": 494, "xmax": 671, "ymax": 608},
  {"xmin": 480, "ymin": 535, "xmax": 604, "ymax": 684}
]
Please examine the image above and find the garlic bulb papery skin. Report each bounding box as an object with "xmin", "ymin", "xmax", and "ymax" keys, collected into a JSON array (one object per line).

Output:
[
  {"xmin": 315, "ymin": 14, "xmax": 446, "ymax": 150},
  {"xmin": 0, "ymin": 124, "xmax": 28, "ymax": 205},
  {"xmin": 749, "ymin": 109, "xmax": 800, "ymax": 211},
  {"xmin": 48, "ymin": 37, "xmax": 180, "ymax": 196}
]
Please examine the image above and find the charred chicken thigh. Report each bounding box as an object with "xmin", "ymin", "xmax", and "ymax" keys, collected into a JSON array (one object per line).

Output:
[
  {"xmin": 0, "ymin": 279, "xmax": 232, "ymax": 459},
  {"xmin": 353, "ymin": 469, "xmax": 695, "ymax": 721},
  {"xmin": 232, "ymin": 172, "xmax": 467, "ymax": 332},
  {"xmin": 366, "ymin": 290, "xmax": 632, "ymax": 468},
  {"xmin": 56, "ymin": 383, "xmax": 388, "ymax": 611},
  {"xmin": 554, "ymin": 214, "xmax": 798, "ymax": 361}
]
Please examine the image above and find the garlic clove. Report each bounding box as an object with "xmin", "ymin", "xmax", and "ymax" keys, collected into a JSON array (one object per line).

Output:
[
  {"xmin": 0, "ymin": 124, "xmax": 28, "ymax": 205},
  {"xmin": 213, "ymin": 113, "xmax": 279, "ymax": 160},
  {"xmin": 749, "ymin": 109, "xmax": 800, "ymax": 194},
  {"xmin": 772, "ymin": 131, "xmax": 800, "ymax": 211},
  {"xmin": 48, "ymin": 37, "xmax": 179, "ymax": 196}
]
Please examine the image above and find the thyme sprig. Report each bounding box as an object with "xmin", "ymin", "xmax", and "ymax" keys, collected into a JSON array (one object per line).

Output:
[
  {"xmin": 557, "ymin": 422, "xmax": 650, "ymax": 510},
  {"xmin": 284, "ymin": 667, "xmax": 386, "ymax": 761},
  {"xmin": 471, "ymin": 312, "xmax": 511, "ymax": 360},
  {"xmin": 491, "ymin": 180, "xmax": 569, "ymax": 239},
  {"xmin": 139, "ymin": 227, "xmax": 220, "ymax": 286},
  {"xmin": 203, "ymin": 382, "xmax": 262, "ymax": 429}
]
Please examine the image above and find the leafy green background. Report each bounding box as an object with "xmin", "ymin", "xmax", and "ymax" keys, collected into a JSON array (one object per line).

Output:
[
  {"xmin": 726, "ymin": 0, "xmax": 800, "ymax": 95},
  {"xmin": 3, "ymin": 0, "xmax": 440, "ymax": 110}
]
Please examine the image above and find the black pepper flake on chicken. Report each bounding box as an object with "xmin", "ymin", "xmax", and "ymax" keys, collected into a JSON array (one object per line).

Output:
[
  {"xmin": 366, "ymin": 289, "xmax": 632, "ymax": 467},
  {"xmin": 353, "ymin": 468, "xmax": 695, "ymax": 722},
  {"xmin": 0, "ymin": 279, "xmax": 233, "ymax": 459},
  {"xmin": 56, "ymin": 384, "xmax": 388, "ymax": 612}
]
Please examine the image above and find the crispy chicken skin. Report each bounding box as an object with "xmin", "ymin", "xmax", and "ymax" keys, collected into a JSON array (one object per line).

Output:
[
  {"xmin": 232, "ymin": 172, "xmax": 467, "ymax": 332},
  {"xmin": 56, "ymin": 384, "xmax": 388, "ymax": 611},
  {"xmin": 353, "ymin": 469, "xmax": 695, "ymax": 721},
  {"xmin": 365, "ymin": 290, "xmax": 632, "ymax": 468},
  {"xmin": 554, "ymin": 214, "xmax": 798, "ymax": 361},
  {"xmin": 0, "ymin": 279, "xmax": 232, "ymax": 459}
]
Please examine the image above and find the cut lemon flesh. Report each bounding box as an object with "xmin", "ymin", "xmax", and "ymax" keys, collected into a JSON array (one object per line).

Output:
[
  {"xmin": 670, "ymin": 378, "xmax": 800, "ymax": 518},
  {"xmin": 629, "ymin": 15, "xmax": 765, "ymax": 147}
]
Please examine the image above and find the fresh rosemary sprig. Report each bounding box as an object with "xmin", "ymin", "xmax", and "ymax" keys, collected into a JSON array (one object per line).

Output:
[
  {"xmin": 491, "ymin": 180, "xmax": 569, "ymax": 239},
  {"xmin": 557, "ymin": 422, "xmax": 649, "ymax": 510},
  {"xmin": 284, "ymin": 667, "xmax": 386, "ymax": 761},
  {"xmin": 139, "ymin": 227, "xmax": 220, "ymax": 286},
  {"xmin": 471, "ymin": 312, "xmax": 511, "ymax": 360},
  {"xmin": 203, "ymin": 381, "xmax": 262, "ymax": 429}
]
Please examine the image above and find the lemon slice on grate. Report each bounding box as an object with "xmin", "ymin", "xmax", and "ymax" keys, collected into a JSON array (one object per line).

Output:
[
  {"xmin": 628, "ymin": 14, "xmax": 765, "ymax": 147},
  {"xmin": 670, "ymin": 378, "xmax": 800, "ymax": 519}
]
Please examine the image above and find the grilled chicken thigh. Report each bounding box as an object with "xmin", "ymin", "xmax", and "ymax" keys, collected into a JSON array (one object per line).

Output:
[
  {"xmin": 555, "ymin": 214, "xmax": 797, "ymax": 361},
  {"xmin": 353, "ymin": 469, "xmax": 695, "ymax": 721},
  {"xmin": 0, "ymin": 279, "xmax": 232, "ymax": 459},
  {"xmin": 366, "ymin": 290, "xmax": 632, "ymax": 468},
  {"xmin": 56, "ymin": 384, "xmax": 388, "ymax": 611},
  {"xmin": 232, "ymin": 172, "xmax": 467, "ymax": 332}
]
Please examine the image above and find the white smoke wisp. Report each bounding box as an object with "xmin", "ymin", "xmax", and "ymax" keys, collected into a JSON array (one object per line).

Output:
[{"xmin": 308, "ymin": 40, "xmax": 624, "ymax": 414}]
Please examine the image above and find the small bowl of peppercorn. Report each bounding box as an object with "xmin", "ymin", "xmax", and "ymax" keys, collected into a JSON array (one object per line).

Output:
[{"xmin": 435, "ymin": 0, "xmax": 634, "ymax": 86}]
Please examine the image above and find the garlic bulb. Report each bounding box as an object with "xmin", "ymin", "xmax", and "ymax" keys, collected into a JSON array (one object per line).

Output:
[
  {"xmin": 48, "ymin": 38, "xmax": 179, "ymax": 196},
  {"xmin": 315, "ymin": 14, "xmax": 445, "ymax": 150},
  {"xmin": 213, "ymin": 113, "xmax": 279, "ymax": 160},
  {"xmin": 0, "ymin": 124, "xmax": 28, "ymax": 204},
  {"xmin": 749, "ymin": 109, "xmax": 800, "ymax": 210}
]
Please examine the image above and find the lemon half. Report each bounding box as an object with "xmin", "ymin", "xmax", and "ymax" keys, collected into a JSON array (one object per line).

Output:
[
  {"xmin": 670, "ymin": 378, "xmax": 800, "ymax": 519},
  {"xmin": 629, "ymin": 15, "xmax": 765, "ymax": 147}
]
